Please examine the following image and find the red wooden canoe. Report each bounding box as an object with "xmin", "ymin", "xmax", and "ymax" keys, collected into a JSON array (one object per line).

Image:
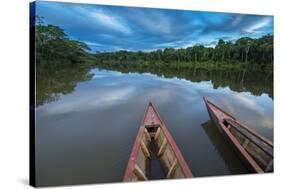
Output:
[
  {"xmin": 123, "ymin": 102, "xmax": 193, "ymax": 182},
  {"xmin": 203, "ymin": 97, "xmax": 273, "ymax": 173}
]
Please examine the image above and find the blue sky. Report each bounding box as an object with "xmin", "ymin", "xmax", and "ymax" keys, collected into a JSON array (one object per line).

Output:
[{"xmin": 35, "ymin": 1, "xmax": 273, "ymax": 52}]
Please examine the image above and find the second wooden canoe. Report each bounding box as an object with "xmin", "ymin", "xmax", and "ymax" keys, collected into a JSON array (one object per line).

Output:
[
  {"xmin": 203, "ymin": 97, "xmax": 273, "ymax": 173},
  {"xmin": 123, "ymin": 102, "xmax": 193, "ymax": 182}
]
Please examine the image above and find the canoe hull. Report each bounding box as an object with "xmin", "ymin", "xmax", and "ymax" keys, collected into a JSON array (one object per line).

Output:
[
  {"xmin": 123, "ymin": 102, "xmax": 193, "ymax": 182},
  {"xmin": 203, "ymin": 97, "xmax": 273, "ymax": 173}
]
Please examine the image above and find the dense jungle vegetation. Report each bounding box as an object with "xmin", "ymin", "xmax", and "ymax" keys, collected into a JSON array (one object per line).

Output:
[{"xmin": 33, "ymin": 20, "xmax": 273, "ymax": 105}]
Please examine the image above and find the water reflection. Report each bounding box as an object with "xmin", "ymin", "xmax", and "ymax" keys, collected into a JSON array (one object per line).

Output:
[
  {"xmin": 96, "ymin": 65, "xmax": 273, "ymax": 99},
  {"xmin": 35, "ymin": 68, "xmax": 273, "ymax": 186},
  {"xmin": 36, "ymin": 65, "xmax": 273, "ymax": 107},
  {"xmin": 201, "ymin": 120, "xmax": 248, "ymax": 174},
  {"xmin": 36, "ymin": 64, "xmax": 93, "ymax": 106}
]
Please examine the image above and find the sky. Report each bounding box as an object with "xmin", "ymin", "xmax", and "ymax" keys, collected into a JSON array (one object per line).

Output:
[{"xmin": 35, "ymin": 1, "xmax": 273, "ymax": 52}]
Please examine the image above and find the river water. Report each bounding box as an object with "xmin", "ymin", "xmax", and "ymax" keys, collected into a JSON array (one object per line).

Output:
[{"xmin": 35, "ymin": 68, "xmax": 273, "ymax": 186}]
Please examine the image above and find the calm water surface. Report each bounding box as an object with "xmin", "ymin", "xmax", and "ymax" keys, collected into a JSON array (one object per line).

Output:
[{"xmin": 36, "ymin": 68, "xmax": 273, "ymax": 186}]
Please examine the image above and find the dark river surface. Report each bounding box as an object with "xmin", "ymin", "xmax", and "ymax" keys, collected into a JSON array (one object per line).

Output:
[{"xmin": 35, "ymin": 67, "xmax": 273, "ymax": 186}]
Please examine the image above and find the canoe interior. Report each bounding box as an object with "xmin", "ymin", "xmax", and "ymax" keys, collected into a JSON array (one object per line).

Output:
[
  {"xmin": 124, "ymin": 103, "xmax": 192, "ymax": 181},
  {"xmin": 224, "ymin": 119, "xmax": 273, "ymax": 172},
  {"xmin": 127, "ymin": 125, "xmax": 187, "ymax": 181},
  {"xmin": 204, "ymin": 97, "xmax": 273, "ymax": 173}
]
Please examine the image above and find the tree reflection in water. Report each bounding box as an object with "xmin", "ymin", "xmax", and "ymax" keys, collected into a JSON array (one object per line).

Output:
[
  {"xmin": 36, "ymin": 64, "xmax": 93, "ymax": 106},
  {"xmin": 36, "ymin": 63, "xmax": 273, "ymax": 106}
]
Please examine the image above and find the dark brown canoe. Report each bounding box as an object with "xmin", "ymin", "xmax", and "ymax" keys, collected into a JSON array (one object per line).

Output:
[
  {"xmin": 203, "ymin": 97, "xmax": 273, "ymax": 173},
  {"xmin": 123, "ymin": 102, "xmax": 193, "ymax": 182}
]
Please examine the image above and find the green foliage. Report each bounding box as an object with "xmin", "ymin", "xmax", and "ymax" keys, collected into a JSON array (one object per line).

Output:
[
  {"xmin": 35, "ymin": 18, "xmax": 92, "ymax": 65},
  {"xmin": 34, "ymin": 18, "xmax": 95, "ymax": 106},
  {"xmin": 92, "ymin": 34, "xmax": 273, "ymax": 66},
  {"xmin": 90, "ymin": 34, "xmax": 273, "ymax": 99},
  {"xmin": 90, "ymin": 61, "xmax": 273, "ymax": 99},
  {"xmin": 33, "ymin": 18, "xmax": 273, "ymax": 105},
  {"xmin": 36, "ymin": 64, "xmax": 94, "ymax": 106}
]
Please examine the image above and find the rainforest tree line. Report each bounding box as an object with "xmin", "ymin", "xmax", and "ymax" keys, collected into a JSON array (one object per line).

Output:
[
  {"xmin": 34, "ymin": 16, "xmax": 273, "ymax": 68},
  {"xmin": 35, "ymin": 16, "xmax": 93, "ymax": 66},
  {"xmin": 33, "ymin": 20, "xmax": 273, "ymax": 105},
  {"xmin": 93, "ymin": 35, "xmax": 273, "ymax": 66},
  {"xmin": 34, "ymin": 18, "xmax": 94, "ymax": 106}
]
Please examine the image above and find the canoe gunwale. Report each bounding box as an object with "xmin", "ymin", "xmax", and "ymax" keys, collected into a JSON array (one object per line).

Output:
[
  {"xmin": 148, "ymin": 103, "xmax": 193, "ymax": 178},
  {"xmin": 123, "ymin": 107, "xmax": 148, "ymax": 181},
  {"xmin": 224, "ymin": 119, "xmax": 273, "ymax": 157},
  {"xmin": 123, "ymin": 102, "xmax": 193, "ymax": 181},
  {"xmin": 203, "ymin": 97, "xmax": 272, "ymax": 173},
  {"xmin": 225, "ymin": 119, "xmax": 273, "ymax": 148},
  {"xmin": 203, "ymin": 97, "xmax": 273, "ymax": 148}
]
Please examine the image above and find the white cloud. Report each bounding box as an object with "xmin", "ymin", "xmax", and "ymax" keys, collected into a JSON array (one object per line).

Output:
[
  {"xmin": 221, "ymin": 92, "xmax": 267, "ymax": 118},
  {"xmin": 90, "ymin": 11, "xmax": 131, "ymax": 34},
  {"xmin": 75, "ymin": 6, "xmax": 131, "ymax": 34},
  {"xmin": 244, "ymin": 17, "xmax": 272, "ymax": 33},
  {"xmin": 40, "ymin": 86, "xmax": 136, "ymax": 115},
  {"xmin": 231, "ymin": 15, "xmax": 244, "ymax": 27},
  {"xmin": 153, "ymin": 41, "xmax": 179, "ymax": 48},
  {"xmin": 130, "ymin": 10, "xmax": 173, "ymax": 35},
  {"xmin": 232, "ymin": 93, "xmax": 257, "ymax": 108},
  {"xmin": 83, "ymin": 41, "xmax": 104, "ymax": 47}
]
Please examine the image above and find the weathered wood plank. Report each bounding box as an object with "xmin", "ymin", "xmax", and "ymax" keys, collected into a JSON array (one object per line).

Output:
[
  {"xmin": 123, "ymin": 102, "xmax": 193, "ymax": 181},
  {"xmin": 133, "ymin": 164, "xmax": 148, "ymax": 181},
  {"xmin": 242, "ymin": 139, "xmax": 250, "ymax": 148},
  {"xmin": 265, "ymin": 160, "xmax": 273, "ymax": 172},
  {"xmin": 225, "ymin": 119, "xmax": 273, "ymax": 157},
  {"xmin": 141, "ymin": 141, "xmax": 150, "ymax": 158},
  {"xmin": 167, "ymin": 159, "xmax": 178, "ymax": 179},
  {"xmin": 154, "ymin": 127, "xmax": 161, "ymax": 140},
  {"xmin": 158, "ymin": 138, "xmax": 168, "ymax": 156},
  {"xmin": 144, "ymin": 128, "xmax": 151, "ymax": 142}
]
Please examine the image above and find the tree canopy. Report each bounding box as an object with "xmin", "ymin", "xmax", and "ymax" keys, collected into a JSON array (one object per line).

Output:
[
  {"xmin": 93, "ymin": 35, "xmax": 273, "ymax": 65},
  {"xmin": 32, "ymin": 20, "xmax": 273, "ymax": 105},
  {"xmin": 35, "ymin": 18, "xmax": 91, "ymax": 65},
  {"xmin": 33, "ymin": 18, "xmax": 94, "ymax": 106}
]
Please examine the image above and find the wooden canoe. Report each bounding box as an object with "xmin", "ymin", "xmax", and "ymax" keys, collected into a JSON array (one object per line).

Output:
[
  {"xmin": 123, "ymin": 102, "xmax": 193, "ymax": 182},
  {"xmin": 203, "ymin": 97, "xmax": 273, "ymax": 173}
]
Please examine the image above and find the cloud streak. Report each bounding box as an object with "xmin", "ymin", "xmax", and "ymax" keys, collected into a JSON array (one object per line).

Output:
[
  {"xmin": 75, "ymin": 6, "xmax": 131, "ymax": 35},
  {"xmin": 35, "ymin": 1, "xmax": 273, "ymax": 52}
]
